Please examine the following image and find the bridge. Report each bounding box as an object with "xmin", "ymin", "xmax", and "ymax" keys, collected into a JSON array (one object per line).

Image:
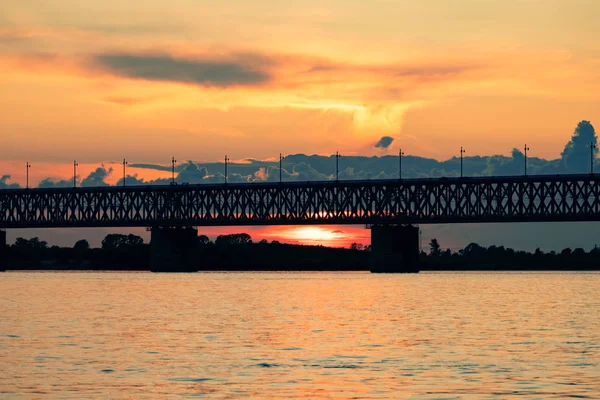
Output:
[{"xmin": 2, "ymin": 174, "xmax": 600, "ymax": 272}]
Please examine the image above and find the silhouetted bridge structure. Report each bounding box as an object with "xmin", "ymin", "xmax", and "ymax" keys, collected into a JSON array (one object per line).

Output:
[{"xmin": 2, "ymin": 174, "xmax": 600, "ymax": 272}]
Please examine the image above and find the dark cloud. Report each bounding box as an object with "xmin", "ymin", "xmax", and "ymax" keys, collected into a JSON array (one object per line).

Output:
[
  {"xmin": 38, "ymin": 166, "xmax": 111, "ymax": 188},
  {"xmin": 0, "ymin": 175, "xmax": 20, "ymax": 189},
  {"xmin": 374, "ymin": 136, "xmax": 394, "ymax": 149},
  {"xmin": 92, "ymin": 53, "xmax": 272, "ymax": 87},
  {"xmin": 176, "ymin": 161, "xmax": 208, "ymax": 183},
  {"xmin": 291, "ymin": 162, "xmax": 330, "ymax": 181},
  {"xmin": 38, "ymin": 178, "xmax": 73, "ymax": 188},
  {"xmin": 116, "ymin": 174, "xmax": 171, "ymax": 186},
  {"xmin": 2, "ymin": 121, "xmax": 595, "ymax": 190},
  {"xmin": 81, "ymin": 166, "xmax": 112, "ymax": 187},
  {"xmin": 561, "ymin": 120, "xmax": 597, "ymax": 173}
]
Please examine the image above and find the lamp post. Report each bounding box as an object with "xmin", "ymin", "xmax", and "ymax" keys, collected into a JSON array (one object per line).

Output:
[
  {"xmin": 335, "ymin": 151, "xmax": 341, "ymax": 181},
  {"xmin": 122, "ymin": 158, "xmax": 127, "ymax": 187},
  {"xmin": 73, "ymin": 160, "xmax": 78, "ymax": 188},
  {"xmin": 171, "ymin": 157, "xmax": 176, "ymax": 184},
  {"xmin": 591, "ymin": 142, "xmax": 597, "ymax": 174},
  {"xmin": 279, "ymin": 153, "xmax": 284, "ymax": 183},
  {"xmin": 26, "ymin": 162, "xmax": 31, "ymax": 189},
  {"xmin": 524, "ymin": 144, "xmax": 530, "ymax": 176},
  {"xmin": 460, "ymin": 147, "xmax": 465, "ymax": 178},
  {"xmin": 224, "ymin": 155, "xmax": 230, "ymax": 184},
  {"xmin": 399, "ymin": 149, "xmax": 404, "ymax": 180}
]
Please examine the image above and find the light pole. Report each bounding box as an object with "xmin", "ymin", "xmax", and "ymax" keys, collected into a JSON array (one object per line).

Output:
[
  {"xmin": 171, "ymin": 157, "xmax": 176, "ymax": 184},
  {"xmin": 73, "ymin": 160, "xmax": 78, "ymax": 188},
  {"xmin": 591, "ymin": 142, "xmax": 597, "ymax": 174},
  {"xmin": 279, "ymin": 153, "xmax": 284, "ymax": 183},
  {"xmin": 460, "ymin": 147, "xmax": 465, "ymax": 178},
  {"xmin": 122, "ymin": 158, "xmax": 127, "ymax": 187},
  {"xmin": 399, "ymin": 149, "xmax": 404, "ymax": 180},
  {"xmin": 524, "ymin": 144, "xmax": 530, "ymax": 176},
  {"xmin": 26, "ymin": 162, "xmax": 31, "ymax": 189},
  {"xmin": 335, "ymin": 151, "xmax": 341, "ymax": 181},
  {"xmin": 73, "ymin": 160, "xmax": 79, "ymax": 187},
  {"xmin": 224, "ymin": 155, "xmax": 230, "ymax": 184}
]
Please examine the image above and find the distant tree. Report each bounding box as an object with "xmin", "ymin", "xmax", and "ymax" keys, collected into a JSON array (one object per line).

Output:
[
  {"xmin": 350, "ymin": 242, "xmax": 364, "ymax": 251},
  {"xmin": 126, "ymin": 234, "xmax": 143, "ymax": 246},
  {"xmin": 271, "ymin": 240, "xmax": 281, "ymax": 245},
  {"xmin": 102, "ymin": 234, "xmax": 144, "ymax": 250},
  {"xmin": 102, "ymin": 234, "xmax": 124, "ymax": 250},
  {"xmin": 215, "ymin": 233, "xmax": 252, "ymax": 246},
  {"xmin": 462, "ymin": 242, "xmax": 486, "ymax": 258},
  {"xmin": 198, "ymin": 235, "xmax": 210, "ymax": 245},
  {"xmin": 560, "ymin": 248, "xmax": 572, "ymax": 256},
  {"xmin": 429, "ymin": 238, "xmax": 441, "ymax": 256},
  {"xmin": 259, "ymin": 239, "xmax": 269, "ymax": 245},
  {"xmin": 73, "ymin": 239, "xmax": 90, "ymax": 252},
  {"xmin": 14, "ymin": 237, "xmax": 48, "ymax": 250}
]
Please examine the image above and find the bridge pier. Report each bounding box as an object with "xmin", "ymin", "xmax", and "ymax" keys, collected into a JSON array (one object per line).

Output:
[
  {"xmin": 0, "ymin": 230, "xmax": 6, "ymax": 271},
  {"xmin": 370, "ymin": 225, "xmax": 420, "ymax": 273},
  {"xmin": 150, "ymin": 227, "xmax": 199, "ymax": 272}
]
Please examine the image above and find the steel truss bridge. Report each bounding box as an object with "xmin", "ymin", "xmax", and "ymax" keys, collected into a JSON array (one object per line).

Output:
[{"xmin": 1, "ymin": 174, "xmax": 600, "ymax": 229}]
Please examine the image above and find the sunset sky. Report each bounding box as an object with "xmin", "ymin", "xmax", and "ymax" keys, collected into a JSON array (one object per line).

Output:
[{"xmin": 2, "ymin": 0, "xmax": 600, "ymax": 248}]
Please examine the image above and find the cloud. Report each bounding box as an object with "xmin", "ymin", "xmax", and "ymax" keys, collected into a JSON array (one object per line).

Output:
[
  {"xmin": 91, "ymin": 53, "xmax": 272, "ymax": 87},
  {"xmin": 5, "ymin": 123, "xmax": 593, "ymax": 190},
  {"xmin": 38, "ymin": 178, "xmax": 73, "ymax": 188},
  {"xmin": 176, "ymin": 161, "xmax": 208, "ymax": 183},
  {"xmin": 38, "ymin": 166, "xmax": 112, "ymax": 188},
  {"xmin": 561, "ymin": 120, "xmax": 597, "ymax": 173},
  {"xmin": 0, "ymin": 175, "xmax": 20, "ymax": 189},
  {"xmin": 374, "ymin": 136, "xmax": 394, "ymax": 149},
  {"xmin": 81, "ymin": 166, "xmax": 112, "ymax": 187},
  {"xmin": 291, "ymin": 162, "xmax": 330, "ymax": 181}
]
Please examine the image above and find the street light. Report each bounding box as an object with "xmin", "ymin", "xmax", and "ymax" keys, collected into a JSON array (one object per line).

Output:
[
  {"xmin": 335, "ymin": 151, "xmax": 341, "ymax": 181},
  {"xmin": 224, "ymin": 155, "xmax": 230, "ymax": 184},
  {"xmin": 460, "ymin": 147, "xmax": 465, "ymax": 178},
  {"xmin": 524, "ymin": 144, "xmax": 530, "ymax": 176},
  {"xmin": 73, "ymin": 160, "xmax": 78, "ymax": 188},
  {"xmin": 591, "ymin": 142, "xmax": 597, "ymax": 174},
  {"xmin": 171, "ymin": 157, "xmax": 176, "ymax": 185},
  {"xmin": 399, "ymin": 149, "xmax": 404, "ymax": 180},
  {"xmin": 279, "ymin": 153, "xmax": 285, "ymax": 183},
  {"xmin": 122, "ymin": 158, "xmax": 127, "ymax": 187},
  {"xmin": 26, "ymin": 162, "xmax": 31, "ymax": 189}
]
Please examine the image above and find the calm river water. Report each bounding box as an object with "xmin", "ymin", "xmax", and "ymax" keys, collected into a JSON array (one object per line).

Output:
[{"xmin": 1, "ymin": 272, "xmax": 599, "ymax": 399}]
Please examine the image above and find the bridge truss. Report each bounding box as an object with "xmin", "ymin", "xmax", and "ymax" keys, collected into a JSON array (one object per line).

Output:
[{"xmin": 1, "ymin": 175, "xmax": 600, "ymax": 228}]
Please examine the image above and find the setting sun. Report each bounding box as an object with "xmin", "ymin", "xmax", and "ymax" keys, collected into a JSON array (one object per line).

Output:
[{"xmin": 270, "ymin": 226, "xmax": 359, "ymax": 247}]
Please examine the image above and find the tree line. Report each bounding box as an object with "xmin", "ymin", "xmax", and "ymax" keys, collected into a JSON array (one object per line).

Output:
[
  {"xmin": 4, "ymin": 233, "xmax": 600, "ymax": 270},
  {"xmin": 419, "ymin": 238, "xmax": 600, "ymax": 270}
]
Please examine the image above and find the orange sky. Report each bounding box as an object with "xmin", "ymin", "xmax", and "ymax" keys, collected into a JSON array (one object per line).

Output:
[{"xmin": 2, "ymin": 0, "xmax": 600, "ymax": 247}]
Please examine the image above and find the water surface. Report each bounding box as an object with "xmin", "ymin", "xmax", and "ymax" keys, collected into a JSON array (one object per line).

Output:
[{"xmin": 1, "ymin": 272, "xmax": 599, "ymax": 398}]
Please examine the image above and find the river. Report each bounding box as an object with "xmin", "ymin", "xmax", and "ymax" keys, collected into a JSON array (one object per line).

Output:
[{"xmin": 1, "ymin": 271, "xmax": 599, "ymax": 398}]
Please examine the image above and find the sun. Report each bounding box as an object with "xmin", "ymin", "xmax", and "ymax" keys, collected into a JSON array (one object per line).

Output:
[{"xmin": 277, "ymin": 227, "xmax": 348, "ymax": 245}]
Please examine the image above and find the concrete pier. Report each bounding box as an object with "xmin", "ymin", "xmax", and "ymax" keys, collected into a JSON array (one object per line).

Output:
[
  {"xmin": 370, "ymin": 225, "xmax": 420, "ymax": 273},
  {"xmin": 0, "ymin": 230, "xmax": 6, "ymax": 271},
  {"xmin": 150, "ymin": 226, "xmax": 199, "ymax": 272}
]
